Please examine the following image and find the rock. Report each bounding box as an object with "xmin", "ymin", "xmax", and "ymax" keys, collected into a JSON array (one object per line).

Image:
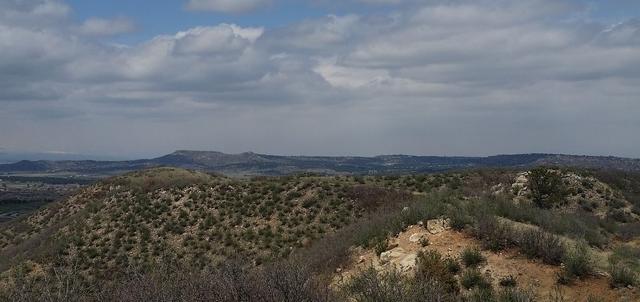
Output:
[
  {"xmin": 380, "ymin": 248, "xmax": 407, "ymax": 264},
  {"xmin": 336, "ymin": 268, "xmax": 342, "ymax": 273},
  {"xmin": 417, "ymin": 220, "xmax": 424, "ymax": 226},
  {"xmin": 409, "ymin": 233, "xmax": 427, "ymax": 243},
  {"xmin": 398, "ymin": 253, "xmax": 417, "ymax": 270},
  {"xmin": 426, "ymin": 218, "xmax": 450, "ymax": 234}
]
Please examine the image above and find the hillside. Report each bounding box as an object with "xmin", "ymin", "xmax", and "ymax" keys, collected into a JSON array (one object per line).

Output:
[
  {"xmin": 1, "ymin": 150, "xmax": 640, "ymax": 176},
  {"xmin": 1, "ymin": 167, "xmax": 640, "ymax": 301}
]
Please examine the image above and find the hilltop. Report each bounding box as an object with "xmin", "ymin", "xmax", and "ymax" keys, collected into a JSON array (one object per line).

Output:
[
  {"xmin": 1, "ymin": 150, "xmax": 639, "ymax": 176},
  {"xmin": 1, "ymin": 166, "xmax": 640, "ymax": 301}
]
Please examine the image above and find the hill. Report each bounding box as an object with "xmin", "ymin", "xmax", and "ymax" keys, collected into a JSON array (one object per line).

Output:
[
  {"xmin": 1, "ymin": 150, "xmax": 639, "ymax": 176},
  {"xmin": 1, "ymin": 167, "xmax": 640, "ymax": 301}
]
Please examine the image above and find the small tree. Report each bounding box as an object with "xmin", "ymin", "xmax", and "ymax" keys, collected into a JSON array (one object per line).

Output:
[{"xmin": 528, "ymin": 167, "xmax": 568, "ymax": 209}]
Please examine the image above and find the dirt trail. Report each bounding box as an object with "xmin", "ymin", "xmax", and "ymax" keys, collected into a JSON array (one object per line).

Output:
[{"xmin": 336, "ymin": 225, "xmax": 639, "ymax": 302}]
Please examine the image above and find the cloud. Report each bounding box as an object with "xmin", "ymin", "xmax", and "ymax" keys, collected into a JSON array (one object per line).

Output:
[
  {"xmin": 185, "ymin": 0, "xmax": 270, "ymax": 13},
  {"xmin": 0, "ymin": 0, "xmax": 70, "ymax": 27},
  {"xmin": 77, "ymin": 17, "xmax": 136, "ymax": 36},
  {"xmin": 1, "ymin": 0, "xmax": 640, "ymax": 157}
]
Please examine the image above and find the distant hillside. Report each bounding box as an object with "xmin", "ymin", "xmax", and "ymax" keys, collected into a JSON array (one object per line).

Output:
[{"xmin": 0, "ymin": 150, "xmax": 639, "ymax": 176}]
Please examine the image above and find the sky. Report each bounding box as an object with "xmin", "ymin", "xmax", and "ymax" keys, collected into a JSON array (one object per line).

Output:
[{"xmin": 1, "ymin": 0, "xmax": 639, "ymax": 159}]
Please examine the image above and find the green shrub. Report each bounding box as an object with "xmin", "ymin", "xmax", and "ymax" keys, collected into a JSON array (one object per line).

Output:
[
  {"xmin": 415, "ymin": 250, "xmax": 459, "ymax": 293},
  {"xmin": 517, "ymin": 229, "xmax": 565, "ymax": 265},
  {"xmin": 560, "ymin": 242, "xmax": 593, "ymax": 281},
  {"xmin": 609, "ymin": 263, "xmax": 637, "ymax": 288},
  {"xmin": 497, "ymin": 287, "xmax": 537, "ymax": 302},
  {"xmin": 449, "ymin": 209, "xmax": 471, "ymax": 231},
  {"xmin": 528, "ymin": 168, "xmax": 568, "ymax": 209},
  {"xmin": 343, "ymin": 267, "xmax": 455, "ymax": 302},
  {"xmin": 444, "ymin": 257, "xmax": 461, "ymax": 274},
  {"xmin": 460, "ymin": 269, "xmax": 492, "ymax": 290},
  {"xmin": 461, "ymin": 247, "xmax": 486, "ymax": 268},
  {"xmin": 608, "ymin": 245, "xmax": 640, "ymax": 288},
  {"xmin": 473, "ymin": 216, "xmax": 514, "ymax": 252}
]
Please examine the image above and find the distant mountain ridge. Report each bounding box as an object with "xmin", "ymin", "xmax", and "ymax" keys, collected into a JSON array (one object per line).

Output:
[{"xmin": 0, "ymin": 150, "xmax": 639, "ymax": 176}]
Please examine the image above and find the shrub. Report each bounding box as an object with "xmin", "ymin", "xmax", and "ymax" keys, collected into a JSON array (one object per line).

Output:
[
  {"xmin": 444, "ymin": 257, "xmax": 461, "ymax": 274},
  {"xmin": 608, "ymin": 245, "xmax": 640, "ymax": 288},
  {"xmin": 528, "ymin": 168, "xmax": 568, "ymax": 209},
  {"xmin": 461, "ymin": 247, "xmax": 486, "ymax": 268},
  {"xmin": 497, "ymin": 288, "xmax": 537, "ymax": 302},
  {"xmin": 460, "ymin": 269, "xmax": 492, "ymax": 290},
  {"xmin": 343, "ymin": 267, "xmax": 455, "ymax": 302},
  {"xmin": 560, "ymin": 242, "xmax": 593, "ymax": 281},
  {"xmin": 609, "ymin": 263, "xmax": 637, "ymax": 288},
  {"xmin": 374, "ymin": 237, "xmax": 389, "ymax": 256},
  {"xmin": 419, "ymin": 237, "xmax": 429, "ymax": 247},
  {"xmin": 448, "ymin": 209, "xmax": 471, "ymax": 231},
  {"xmin": 517, "ymin": 229, "xmax": 565, "ymax": 265},
  {"xmin": 414, "ymin": 250, "xmax": 459, "ymax": 294},
  {"xmin": 499, "ymin": 275, "xmax": 517, "ymax": 288},
  {"xmin": 465, "ymin": 287, "xmax": 495, "ymax": 302},
  {"xmin": 473, "ymin": 216, "xmax": 514, "ymax": 252}
]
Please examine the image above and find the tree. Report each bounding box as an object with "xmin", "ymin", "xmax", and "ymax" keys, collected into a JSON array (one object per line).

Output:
[{"xmin": 528, "ymin": 167, "xmax": 568, "ymax": 209}]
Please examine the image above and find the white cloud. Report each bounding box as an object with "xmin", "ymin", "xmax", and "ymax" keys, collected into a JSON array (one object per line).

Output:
[
  {"xmin": 185, "ymin": 0, "xmax": 270, "ymax": 13},
  {"xmin": 1, "ymin": 0, "xmax": 640, "ymax": 157},
  {"xmin": 77, "ymin": 17, "xmax": 136, "ymax": 36}
]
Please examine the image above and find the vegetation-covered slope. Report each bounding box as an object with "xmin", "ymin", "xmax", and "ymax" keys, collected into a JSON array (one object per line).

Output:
[
  {"xmin": 2, "ymin": 150, "xmax": 640, "ymax": 176},
  {"xmin": 1, "ymin": 167, "xmax": 640, "ymax": 301}
]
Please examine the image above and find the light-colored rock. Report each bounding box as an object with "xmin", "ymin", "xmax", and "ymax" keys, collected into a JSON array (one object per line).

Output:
[
  {"xmin": 426, "ymin": 218, "xmax": 450, "ymax": 234},
  {"xmin": 380, "ymin": 248, "xmax": 406, "ymax": 264},
  {"xmin": 409, "ymin": 233, "xmax": 427, "ymax": 243},
  {"xmin": 398, "ymin": 253, "xmax": 417, "ymax": 271}
]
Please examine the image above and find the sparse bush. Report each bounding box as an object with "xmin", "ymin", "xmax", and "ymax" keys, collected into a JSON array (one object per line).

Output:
[
  {"xmin": 609, "ymin": 263, "xmax": 637, "ymax": 288},
  {"xmin": 517, "ymin": 229, "xmax": 565, "ymax": 265},
  {"xmin": 608, "ymin": 244, "xmax": 640, "ymax": 288},
  {"xmin": 499, "ymin": 275, "xmax": 517, "ymax": 288},
  {"xmin": 460, "ymin": 269, "xmax": 492, "ymax": 290},
  {"xmin": 414, "ymin": 250, "xmax": 459, "ymax": 294},
  {"xmin": 497, "ymin": 287, "xmax": 537, "ymax": 302},
  {"xmin": 473, "ymin": 216, "xmax": 514, "ymax": 252},
  {"xmin": 444, "ymin": 257, "xmax": 461, "ymax": 274},
  {"xmin": 343, "ymin": 267, "xmax": 455, "ymax": 302},
  {"xmin": 419, "ymin": 237, "xmax": 429, "ymax": 247},
  {"xmin": 560, "ymin": 241, "xmax": 593, "ymax": 282},
  {"xmin": 461, "ymin": 247, "xmax": 486, "ymax": 268}
]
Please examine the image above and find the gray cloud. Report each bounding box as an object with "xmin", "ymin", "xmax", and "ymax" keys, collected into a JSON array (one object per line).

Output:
[
  {"xmin": 76, "ymin": 16, "xmax": 136, "ymax": 36},
  {"xmin": 1, "ymin": 0, "xmax": 639, "ymax": 158},
  {"xmin": 185, "ymin": 0, "xmax": 271, "ymax": 13}
]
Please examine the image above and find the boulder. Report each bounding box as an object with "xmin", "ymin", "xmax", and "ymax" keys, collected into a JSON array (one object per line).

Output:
[
  {"xmin": 426, "ymin": 218, "xmax": 450, "ymax": 234},
  {"xmin": 380, "ymin": 248, "xmax": 406, "ymax": 264},
  {"xmin": 398, "ymin": 253, "xmax": 417, "ymax": 271}
]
